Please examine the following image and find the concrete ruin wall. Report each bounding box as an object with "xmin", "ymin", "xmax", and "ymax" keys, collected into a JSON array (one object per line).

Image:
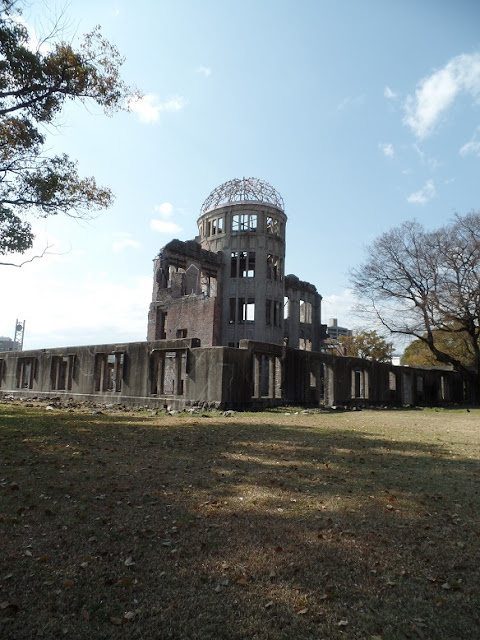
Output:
[{"xmin": 0, "ymin": 339, "xmax": 467, "ymax": 410}]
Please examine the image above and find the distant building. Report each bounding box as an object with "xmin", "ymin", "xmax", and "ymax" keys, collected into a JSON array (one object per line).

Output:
[
  {"xmin": 0, "ymin": 337, "xmax": 16, "ymax": 351},
  {"xmin": 326, "ymin": 318, "xmax": 352, "ymax": 340}
]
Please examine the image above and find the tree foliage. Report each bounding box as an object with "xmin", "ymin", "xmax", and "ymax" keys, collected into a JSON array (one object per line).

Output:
[
  {"xmin": 351, "ymin": 212, "xmax": 480, "ymax": 400},
  {"xmin": 0, "ymin": 0, "xmax": 135, "ymax": 262},
  {"xmin": 339, "ymin": 329, "xmax": 394, "ymax": 362},
  {"xmin": 401, "ymin": 325, "xmax": 475, "ymax": 369}
]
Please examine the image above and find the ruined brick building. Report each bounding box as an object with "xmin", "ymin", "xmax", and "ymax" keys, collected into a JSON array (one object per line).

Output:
[
  {"xmin": 0, "ymin": 178, "xmax": 469, "ymax": 409},
  {"xmin": 147, "ymin": 178, "xmax": 322, "ymax": 351}
]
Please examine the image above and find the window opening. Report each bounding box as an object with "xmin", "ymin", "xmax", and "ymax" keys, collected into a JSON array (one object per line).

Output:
[
  {"xmin": 231, "ymin": 251, "xmax": 255, "ymax": 278},
  {"xmin": 238, "ymin": 298, "xmax": 255, "ymax": 323},
  {"xmin": 229, "ymin": 298, "xmax": 236, "ymax": 323},
  {"xmin": 231, "ymin": 252, "xmax": 239, "ymax": 278},
  {"xmin": 266, "ymin": 254, "xmax": 279, "ymax": 280},
  {"xmin": 266, "ymin": 216, "xmax": 279, "ymax": 235},
  {"xmin": 94, "ymin": 353, "xmax": 123, "ymax": 392},
  {"xmin": 51, "ymin": 355, "xmax": 74, "ymax": 391},
  {"xmin": 16, "ymin": 357, "xmax": 36, "ymax": 389},
  {"xmin": 232, "ymin": 214, "xmax": 257, "ymax": 232},
  {"xmin": 299, "ymin": 300, "xmax": 312, "ymax": 324},
  {"xmin": 389, "ymin": 371, "xmax": 397, "ymax": 391},
  {"xmin": 273, "ymin": 300, "xmax": 281, "ymax": 327}
]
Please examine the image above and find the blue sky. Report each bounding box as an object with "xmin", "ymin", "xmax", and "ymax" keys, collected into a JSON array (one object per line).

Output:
[{"xmin": 1, "ymin": 0, "xmax": 480, "ymax": 351}]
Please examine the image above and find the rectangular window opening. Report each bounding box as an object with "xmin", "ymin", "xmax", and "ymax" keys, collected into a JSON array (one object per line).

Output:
[
  {"xmin": 389, "ymin": 371, "xmax": 397, "ymax": 391},
  {"xmin": 16, "ymin": 357, "xmax": 36, "ymax": 389},
  {"xmin": 273, "ymin": 300, "xmax": 280, "ymax": 327},
  {"xmin": 238, "ymin": 298, "xmax": 255, "ymax": 323},
  {"xmin": 231, "ymin": 251, "xmax": 239, "ymax": 278},
  {"xmin": 229, "ymin": 298, "xmax": 236, "ymax": 324},
  {"xmin": 299, "ymin": 300, "xmax": 312, "ymax": 324},
  {"xmin": 266, "ymin": 216, "xmax": 279, "ymax": 235}
]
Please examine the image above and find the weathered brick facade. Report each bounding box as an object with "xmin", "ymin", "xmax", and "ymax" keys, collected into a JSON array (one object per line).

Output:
[{"xmin": 148, "ymin": 178, "xmax": 323, "ymax": 349}]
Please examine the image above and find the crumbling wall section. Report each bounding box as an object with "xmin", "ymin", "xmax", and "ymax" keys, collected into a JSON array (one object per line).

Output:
[
  {"xmin": 147, "ymin": 239, "xmax": 223, "ymax": 345},
  {"xmin": 284, "ymin": 275, "xmax": 322, "ymax": 351}
]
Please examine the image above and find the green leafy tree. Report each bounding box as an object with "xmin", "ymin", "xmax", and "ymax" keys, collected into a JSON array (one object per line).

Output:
[
  {"xmin": 339, "ymin": 330, "xmax": 394, "ymax": 362},
  {"xmin": 351, "ymin": 212, "xmax": 480, "ymax": 402},
  {"xmin": 402, "ymin": 326, "xmax": 475, "ymax": 368},
  {"xmin": 0, "ymin": 0, "xmax": 136, "ymax": 264}
]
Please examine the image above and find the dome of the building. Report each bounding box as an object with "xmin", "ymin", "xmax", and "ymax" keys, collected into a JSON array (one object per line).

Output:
[{"xmin": 201, "ymin": 177, "xmax": 284, "ymax": 214}]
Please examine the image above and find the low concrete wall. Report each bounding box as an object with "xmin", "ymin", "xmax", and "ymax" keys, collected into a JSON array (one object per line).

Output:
[{"xmin": 0, "ymin": 339, "xmax": 467, "ymax": 409}]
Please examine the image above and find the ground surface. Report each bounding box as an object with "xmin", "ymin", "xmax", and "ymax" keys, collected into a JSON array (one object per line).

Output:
[{"xmin": 1, "ymin": 401, "xmax": 480, "ymax": 639}]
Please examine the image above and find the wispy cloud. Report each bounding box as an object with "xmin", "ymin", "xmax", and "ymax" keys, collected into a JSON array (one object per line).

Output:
[
  {"xmin": 460, "ymin": 127, "xmax": 480, "ymax": 156},
  {"xmin": 379, "ymin": 142, "xmax": 395, "ymax": 158},
  {"xmin": 384, "ymin": 86, "xmax": 397, "ymax": 100},
  {"xmin": 407, "ymin": 179, "xmax": 436, "ymax": 204},
  {"xmin": 151, "ymin": 203, "xmax": 182, "ymax": 234},
  {"xmin": 12, "ymin": 15, "xmax": 51, "ymax": 54},
  {"xmin": 336, "ymin": 95, "xmax": 365, "ymax": 112},
  {"xmin": 404, "ymin": 52, "xmax": 480, "ymax": 139},
  {"xmin": 460, "ymin": 140, "xmax": 480, "ymax": 156},
  {"xmin": 112, "ymin": 232, "xmax": 140, "ymax": 252},
  {"xmin": 197, "ymin": 65, "xmax": 212, "ymax": 77},
  {"xmin": 154, "ymin": 202, "xmax": 174, "ymax": 218},
  {"xmin": 127, "ymin": 94, "xmax": 187, "ymax": 124}
]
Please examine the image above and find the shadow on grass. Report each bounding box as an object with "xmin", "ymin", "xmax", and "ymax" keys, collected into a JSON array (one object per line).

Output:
[{"xmin": 1, "ymin": 406, "xmax": 480, "ymax": 639}]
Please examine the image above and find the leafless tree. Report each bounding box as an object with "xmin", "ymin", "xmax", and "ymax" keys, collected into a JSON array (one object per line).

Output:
[{"xmin": 351, "ymin": 212, "xmax": 480, "ymax": 401}]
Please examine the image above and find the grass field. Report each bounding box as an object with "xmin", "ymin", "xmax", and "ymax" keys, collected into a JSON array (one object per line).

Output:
[{"xmin": 1, "ymin": 401, "xmax": 480, "ymax": 639}]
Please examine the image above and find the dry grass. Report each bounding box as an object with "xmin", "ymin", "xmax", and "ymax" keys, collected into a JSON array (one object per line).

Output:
[{"xmin": 1, "ymin": 401, "xmax": 480, "ymax": 639}]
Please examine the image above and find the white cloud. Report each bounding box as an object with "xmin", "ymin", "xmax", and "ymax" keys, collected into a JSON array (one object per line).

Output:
[
  {"xmin": 384, "ymin": 86, "xmax": 397, "ymax": 99},
  {"xmin": 112, "ymin": 232, "xmax": 141, "ymax": 252},
  {"xmin": 197, "ymin": 65, "xmax": 212, "ymax": 77},
  {"xmin": 154, "ymin": 202, "xmax": 174, "ymax": 218},
  {"xmin": 404, "ymin": 52, "xmax": 480, "ymax": 139},
  {"xmin": 460, "ymin": 128, "xmax": 480, "ymax": 156},
  {"xmin": 150, "ymin": 219, "xmax": 182, "ymax": 234},
  {"xmin": 12, "ymin": 15, "xmax": 52, "ymax": 54},
  {"xmin": 460, "ymin": 140, "xmax": 480, "ymax": 156},
  {"xmin": 127, "ymin": 94, "xmax": 187, "ymax": 124},
  {"xmin": 336, "ymin": 95, "xmax": 365, "ymax": 112},
  {"xmin": 379, "ymin": 142, "xmax": 395, "ymax": 158},
  {"xmin": 407, "ymin": 179, "xmax": 436, "ymax": 204}
]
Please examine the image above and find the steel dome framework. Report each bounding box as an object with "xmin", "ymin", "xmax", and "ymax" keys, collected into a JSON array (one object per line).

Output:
[{"xmin": 201, "ymin": 177, "xmax": 284, "ymax": 214}]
